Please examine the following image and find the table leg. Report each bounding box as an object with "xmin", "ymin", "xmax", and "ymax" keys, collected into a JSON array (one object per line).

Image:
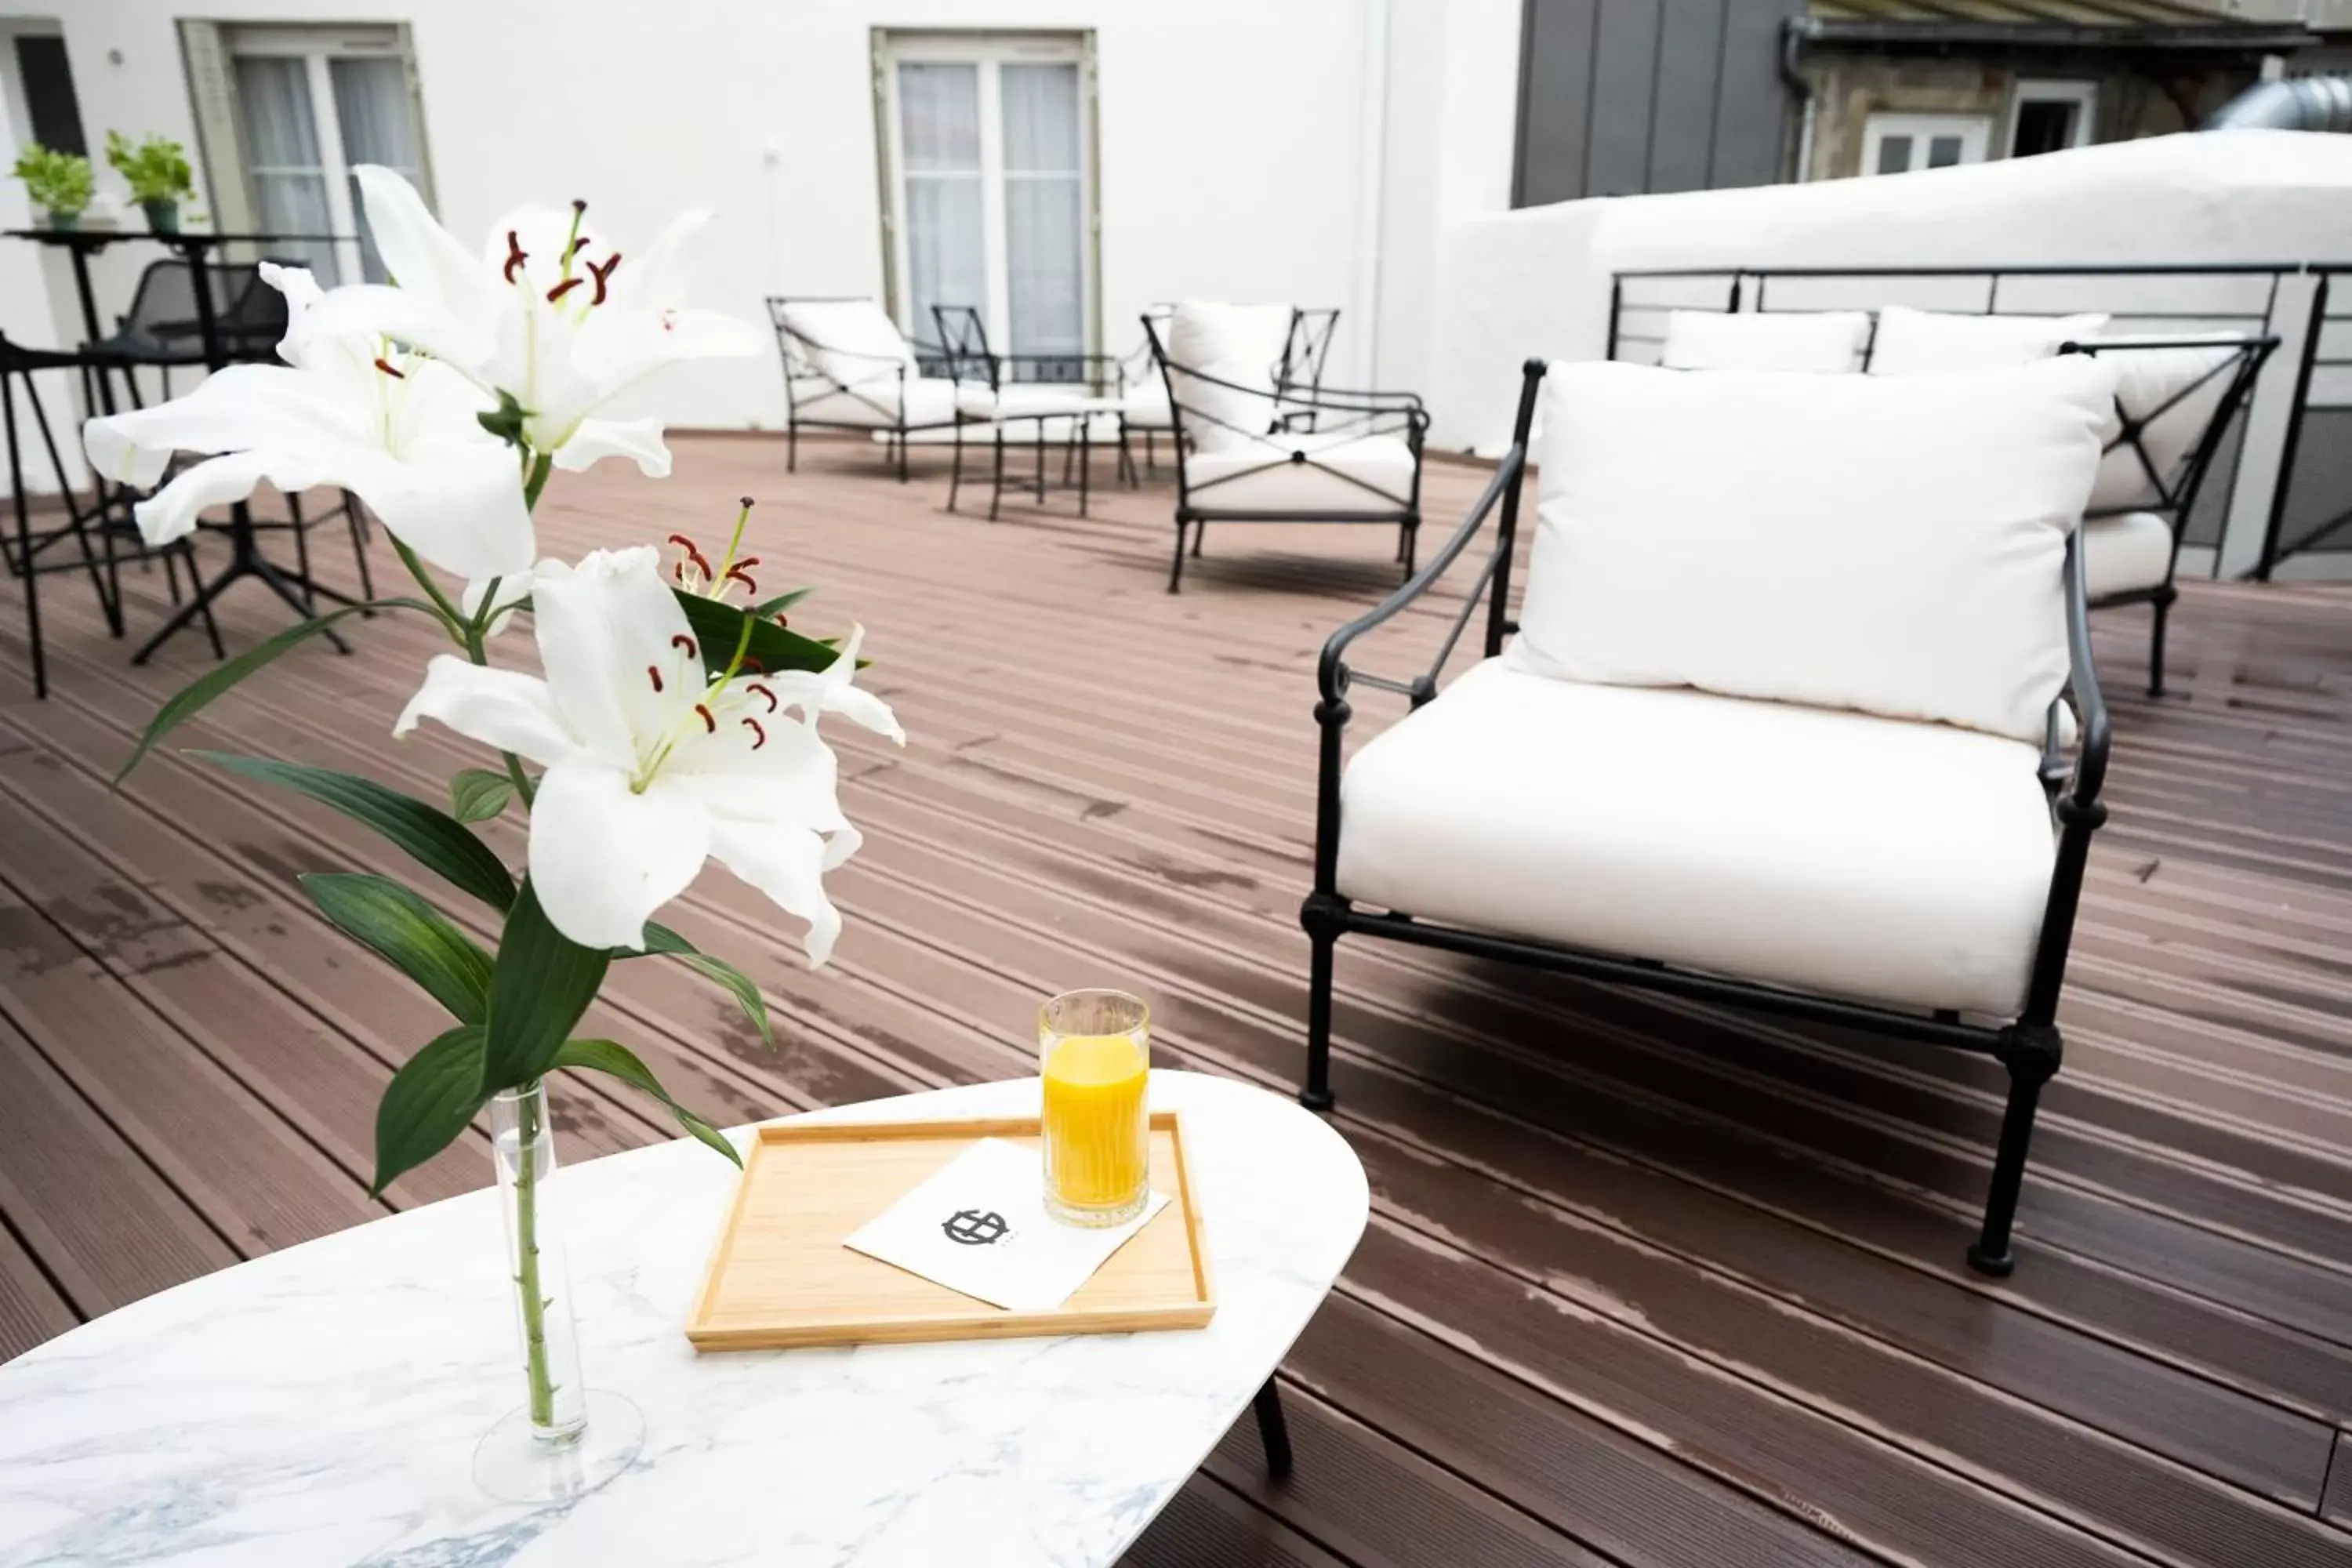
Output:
[{"xmin": 1252, "ymin": 1377, "xmax": 1294, "ymax": 1478}]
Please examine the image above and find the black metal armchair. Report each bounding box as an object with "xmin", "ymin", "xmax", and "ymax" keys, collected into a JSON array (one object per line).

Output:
[
  {"xmin": 766, "ymin": 296, "xmax": 961, "ymax": 481},
  {"xmin": 1142, "ymin": 310, "xmax": 1427, "ymax": 593},
  {"xmin": 1299, "ymin": 359, "xmax": 2113, "ymax": 1278}
]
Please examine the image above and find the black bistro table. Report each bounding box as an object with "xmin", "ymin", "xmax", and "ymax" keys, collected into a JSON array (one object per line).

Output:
[{"xmin": 8, "ymin": 227, "xmax": 366, "ymax": 661}]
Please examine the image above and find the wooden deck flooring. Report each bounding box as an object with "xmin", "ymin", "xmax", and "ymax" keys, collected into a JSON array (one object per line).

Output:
[{"xmin": 4, "ymin": 434, "xmax": 2351, "ymax": 1566}]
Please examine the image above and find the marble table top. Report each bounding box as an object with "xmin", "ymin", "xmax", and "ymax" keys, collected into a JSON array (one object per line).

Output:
[{"xmin": 0, "ymin": 1070, "xmax": 1368, "ymax": 1566}]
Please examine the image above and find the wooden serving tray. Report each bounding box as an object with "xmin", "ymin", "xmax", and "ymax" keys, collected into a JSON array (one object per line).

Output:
[{"xmin": 686, "ymin": 1111, "xmax": 1215, "ymax": 1351}]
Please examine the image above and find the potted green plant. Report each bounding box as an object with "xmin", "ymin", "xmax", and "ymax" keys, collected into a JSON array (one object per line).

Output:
[
  {"xmin": 105, "ymin": 131, "xmax": 194, "ymax": 233},
  {"xmin": 11, "ymin": 143, "xmax": 93, "ymax": 230}
]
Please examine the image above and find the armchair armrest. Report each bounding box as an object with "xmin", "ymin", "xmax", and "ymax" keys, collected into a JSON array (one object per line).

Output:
[{"xmin": 2020, "ymin": 528, "xmax": 2111, "ymax": 1025}]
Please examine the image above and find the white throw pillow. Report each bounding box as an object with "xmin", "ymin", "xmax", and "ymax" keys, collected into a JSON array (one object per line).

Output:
[
  {"xmin": 1165, "ymin": 301, "xmax": 1294, "ymax": 452},
  {"xmin": 777, "ymin": 300, "xmax": 917, "ymax": 387},
  {"xmin": 1513, "ymin": 358, "xmax": 2117, "ymax": 743},
  {"xmin": 1661, "ymin": 310, "xmax": 1871, "ymax": 373},
  {"xmin": 1867, "ymin": 306, "xmax": 2111, "ymax": 375},
  {"xmin": 2078, "ymin": 336, "xmax": 2249, "ymax": 514}
]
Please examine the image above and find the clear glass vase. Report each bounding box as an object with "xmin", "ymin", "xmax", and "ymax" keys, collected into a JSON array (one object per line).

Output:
[{"xmin": 471, "ymin": 1078, "xmax": 642, "ymax": 1503}]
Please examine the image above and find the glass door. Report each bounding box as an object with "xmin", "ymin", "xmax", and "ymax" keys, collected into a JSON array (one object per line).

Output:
[{"xmin": 886, "ymin": 38, "xmax": 1093, "ymax": 369}]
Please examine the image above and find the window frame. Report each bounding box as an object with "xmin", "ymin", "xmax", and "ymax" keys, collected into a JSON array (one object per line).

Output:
[
  {"xmin": 2005, "ymin": 80, "xmax": 2099, "ymax": 158},
  {"xmin": 204, "ymin": 22, "xmax": 433, "ymax": 284},
  {"xmin": 871, "ymin": 28, "xmax": 1101, "ymax": 360},
  {"xmin": 1860, "ymin": 112, "xmax": 1993, "ymax": 177}
]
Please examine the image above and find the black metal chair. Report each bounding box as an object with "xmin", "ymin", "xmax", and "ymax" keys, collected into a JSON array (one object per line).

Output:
[
  {"xmin": 766, "ymin": 296, "xmax": 962, "ymax": 481},
  {"xmin": 2, "ymin": 336, "xmax": 215, "ymax": 698},
  {"xmin": 82, "ymin": 260, "xmax": 260, "ymax": 408},
  {"xmin": 1300, "ymin": 359, "xmax": 2113, "ymax": 1279},
  {"xmin": 1143, "ymin": 309, "xmax": 1426, "ymax": 593},
  {"xmin": 2061, "ymin": 335, "xmax": 2276, "ymax": 697},
  {"xmin": 930, "ymin": 304, "xmax": 1120, "ymax": 520},
  {"xmin": 1272, "ymin": 307, "xmax": 1342, "ymax": 432}
]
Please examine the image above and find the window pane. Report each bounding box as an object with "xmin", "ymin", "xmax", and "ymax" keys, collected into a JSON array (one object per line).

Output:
[
  {"xmin": 905, "ymin": 177, "xmax": 985, "ymax": 354},
  {"xmin": 1006, "ymin": 176, "xmax": 1083, "ymax": 362},
  {"xmin": 14, "ymin": 36, "xmax": 87, "ymax": 156},
  {"xmin": 1001, "ymin": 64, "xmax": 1078, "ymax": 174},
  {"xmin": 2012, "ymin": 99, "xmax": 2075, "ymax": 158},
  {"xmin": 1927, "ymin": 135, "xmax": 1964, "ymax": 169},
  {"xmin": 332, "ymin": 56, "xmax": 426, "ymax": 282},
  {"xmin": 233, "ymin": 56, "xmax": 338, "ymax": 279},
  {"xmin": 1875, "ymin": 136, "xmax": 1911, "ymax": 175},
  {"xmin": 899, "ymin": 63, "xmax": 979, "ymax": 172}
]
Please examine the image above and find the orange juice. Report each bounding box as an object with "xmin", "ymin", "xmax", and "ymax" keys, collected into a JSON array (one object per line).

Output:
[{"xmin": 1041, "ymin": 1029, "xmax": 1151, "ymax": 1222}]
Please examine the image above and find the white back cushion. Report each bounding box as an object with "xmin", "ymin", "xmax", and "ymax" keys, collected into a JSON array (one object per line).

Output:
[
  {"xmin": 1661, "ymin": 310, "xmax": 1871, "ymax": 373},
  {"xmin": 1166, "ymin": 301, "xmax": 1294, "ymax": 452},
  {"xmin": 777, "ymin": 300, "xmax": 916, "ymax": 386},
  {"xmin": 1867, "ymin": 306, "xmax": 2111, "ymax": 375},
  {"xmin": 2081, "ymin": 336, "xmax": 2246, "ymax": 514},
  {"xmin": 1514, "ymin": 358, "xmax": 2117, "ymax": 742}
]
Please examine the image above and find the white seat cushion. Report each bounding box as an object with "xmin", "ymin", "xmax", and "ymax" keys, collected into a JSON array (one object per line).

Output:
[
  {"xmin": 2083, "ymin": 510, "xmax": 2176, "ymax": 598},
  {"xmin": 1661, "ymin": 310, "xmax": 1871, "ymax": 373},
  {"xmin": 1517, "ymin": 358, "xmax": 2114, "ymax": 743},
  {"xmin": 1182, "ymin": 431, "xmax": 1416, "ymax": 514},
  {"xmin": 1121, "ymin": 379, "xmax": 1174, "ymax": 430},
  {"xmin": 1867, "ymin": 307, "xmax": 2111, "ymax": 375},
  {"xmin": 1338, "ymin": 660, "xmax": 2056, "ymax": 1016},
  {"xmin": 957, "ymin": 381, "xmax": 1092, "ymax": 420},
  {"xmin": 790, "ymin": 375, "xmax": 957, "ymax": 428},
  {"xmin": 777, "ymin": 300, "xmax": 918, "ymax": 387},
  {"xmin": 1165, "ymin": 302, "xmax": 1294, "ymax": 452}
]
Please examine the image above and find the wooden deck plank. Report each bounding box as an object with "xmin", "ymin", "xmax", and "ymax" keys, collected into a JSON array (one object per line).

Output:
[
  {"xmin": 4, "ymin": 437, "xmax": 2350, "ymax": 1567},
  {"xmin": 0, "ymin": 1218, "xmax": 74, "ymax": 1366}
]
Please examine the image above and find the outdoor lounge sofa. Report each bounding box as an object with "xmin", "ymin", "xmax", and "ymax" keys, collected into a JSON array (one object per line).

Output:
[
  {"xmin": 767, "ymin": 296, "xmax": 962, "ymax": 482},
  {"xmin": 1301, "ymin": 354, "xmax": 2123, "ymax": 1276}
]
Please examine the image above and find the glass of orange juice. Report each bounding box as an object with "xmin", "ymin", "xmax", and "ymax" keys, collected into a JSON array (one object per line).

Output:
[{"xmin": 1039, "ymin": 989, "xmax": 1152, "ymax": 1227}]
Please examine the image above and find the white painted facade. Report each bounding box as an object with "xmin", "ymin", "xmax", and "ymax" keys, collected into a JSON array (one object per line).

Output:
[{"xmin": 0, "ymin": 0, "xmax": 1521, "ymax": 460}]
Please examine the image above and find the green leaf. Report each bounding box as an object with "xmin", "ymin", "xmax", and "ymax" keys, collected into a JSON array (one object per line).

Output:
[
  {"xmin": 672, "ymin": 587, "xmax": 844, "ymax": 677},
  {"xmin": 448, "ymin": 768, "xmax": 516, "ymax": 824},
  {"xmin": 749, "ymin": 587, "xmax": 815, "ymax": 620},
  {"xmin": 117, "ymin": 600, "xmax": 440, "ymax": 783},
  {"xmin": 300, "ymin": 873, "xmax": 493, "ymax": 1025},
  {"xmin": 482, "ymin": 880, "xmax": 611, "ymax": 1091},
  {"xmin": 477, "ymin": 388, "xmax": 531, "ymax": 447},
  {"xmin": 373, "ymin": 1024, "xmax": 492, "ymax": 1195},
  {"xmin": 623, "ymin": 921, "xmax": 773, "ymax": 1045},
  {"xmin": 552, "ymin": 1037, "xmax": 741, "ymax": 1167},
  {"xmin": 193, "ymin": 752, "xmax": 516, "ymax": 913}
]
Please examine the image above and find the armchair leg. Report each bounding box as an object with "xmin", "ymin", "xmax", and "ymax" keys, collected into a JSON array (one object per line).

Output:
[
  {"xmin": 1300, "ymin": 892, "xmax": 1341, "ymax": 1111},
  {"xmin": 1191, "ymin": 524, "xmax": 1205, "ymax": 558},
  {"xmin": 788, "ymin": 422, "xmax": 799, "ymax": 474},
  {"xmin": 2147, "ymin": 589, "xmax": 2176, "ymax": 699},
  {"xmin": 989, "ymin": 428, "xmax": 1006, "ymax": 522},
  {"xmin": 1252, "ymin": 1378, "xmax": 1294, "ymax": 1478},
  {"xmin": 1035, "ymin": 420, "xmax": 1048, "ymax": 504},
  {"xmin": 949, "ymin": 422, "xmax": 965, "ymax": 514},
  {"xmin": 897, "ymin": 430, "xmax": 910, "ymax": 484},
  {"xmin": 1967, "ymin": 1023, "xmax": 2062, "ymax": 1278},
  {"xmin": 1399, "ymin": 521, "xmax": 1419, "ymax": 578},
  {"xmin": 1167, "ymin": 520, "xmax": 1190, "ymax": 593}
]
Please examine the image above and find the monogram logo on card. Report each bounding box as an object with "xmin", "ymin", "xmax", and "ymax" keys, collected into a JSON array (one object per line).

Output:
[{"xmin": 942, "ymin": 1208, "xmax": 1011, "ymax": 1246}]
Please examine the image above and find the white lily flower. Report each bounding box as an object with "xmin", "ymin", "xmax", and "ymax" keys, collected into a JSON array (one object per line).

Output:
[
  {"xmin": 81, "ymin": 264, "xmax": 534, "ymax": 579},
  {"xmin": 317, "ymin": 165, "xmax": 764, "ymax": 472},
  {"xmin": 394, "ymin": 546, "xmax": 900, "ymax": 960}
]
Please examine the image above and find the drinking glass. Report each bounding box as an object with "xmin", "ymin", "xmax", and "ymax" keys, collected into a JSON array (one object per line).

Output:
[{"xmin": 1038, "ymin": 989, "xmax": 1152, "ymax": 1226}]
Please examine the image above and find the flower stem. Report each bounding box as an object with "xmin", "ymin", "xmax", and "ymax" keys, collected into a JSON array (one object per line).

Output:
[
  {"xmin": 511, "ymin": 1078, "xmax": 557, "ymax": 1429},
  {"xmin": 522, "ymin": 452, "xmax": 554, "ymax": 510},
  {"xmin": 389, "ymin": 536, "xmax": 466, "ymax": 642}
]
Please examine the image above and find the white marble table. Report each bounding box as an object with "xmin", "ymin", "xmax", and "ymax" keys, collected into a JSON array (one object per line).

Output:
[{"xmin": 0, "ymin": 1070, "xmax": 1367, "ymax": 1566}]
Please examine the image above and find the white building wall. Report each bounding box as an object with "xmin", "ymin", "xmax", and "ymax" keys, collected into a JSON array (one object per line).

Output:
[{"xmin": 17, "ymin": 0, "xmax": 1510, "ymax": 437}]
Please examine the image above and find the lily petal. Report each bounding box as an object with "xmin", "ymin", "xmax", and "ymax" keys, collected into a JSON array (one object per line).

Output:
[
  {"xmin": 757, "ymin": 626, "xmax": 906, "ymax": 744},
  {"xmin": 528, "ymin": 546, "xmax": 695, "ymax": 771},
  {"xmin": 355, "ymin": 165, "xmax": 502, "ymax": 340},
  {"xmin": 130, "ymin": 449, "xmax": 327, "ymax": 546},
  {"xmin": 394, "ymin": 655, "xmax": 578, "ymax": 766},
  {"xmin": 707, "ymin": 816, "xmax": 847, "ymax": 965},
  {"xmin": 554, "ymin": 416, "xmax": 672, "ymax": 478},
  {"xmin": 333, "ymin": 439, "xmax": 537, "ymax": 583},
  {"xmin": 528, "ymin": 757, "xmax": 713, "ymax": 950},
  {"xmin": 83, "ymin": 364, "xmax": 344, "ymax": 484},
  {"xmin": 299, "ymin": 284, "xmax": 498, "ymax": 372}
]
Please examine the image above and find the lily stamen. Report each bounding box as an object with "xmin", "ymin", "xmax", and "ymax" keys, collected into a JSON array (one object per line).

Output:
[
  {"xmin": 741, "ymin": 717, "xmax": 767, "ymax": 750},
  {"xmin": 695, "ymin": 703, "xmax": 716, "ymax": 733},
  {"xmin": 373, "ymin": 357, "xmax": 405, "ymax": 379},
  {"xmin": 746, "ymin": 682, "xmax": 777, "ymax": 712},
  {"xmin": 546, "ymin": 277, "xmax": 585, "ymax": 304},
  {"xmin": 503, "ymin": 230, "xmax": 528, "ymax": 283},
  {"xmin": 647, "ymin": 665, "xmax": 663, "ymax": 693},
  {"xmin": 586, "ymin": 253, "xmax": 622, "ymax": 306},
  {"xmin": 670, "ymin": 633, "xmax": 698, "ymax": 658}
]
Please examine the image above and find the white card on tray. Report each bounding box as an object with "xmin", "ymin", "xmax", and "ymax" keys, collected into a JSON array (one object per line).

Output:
[{"xmin": 842, "ymin": 1137, "xmax": 1170, "ymax": 1312}]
